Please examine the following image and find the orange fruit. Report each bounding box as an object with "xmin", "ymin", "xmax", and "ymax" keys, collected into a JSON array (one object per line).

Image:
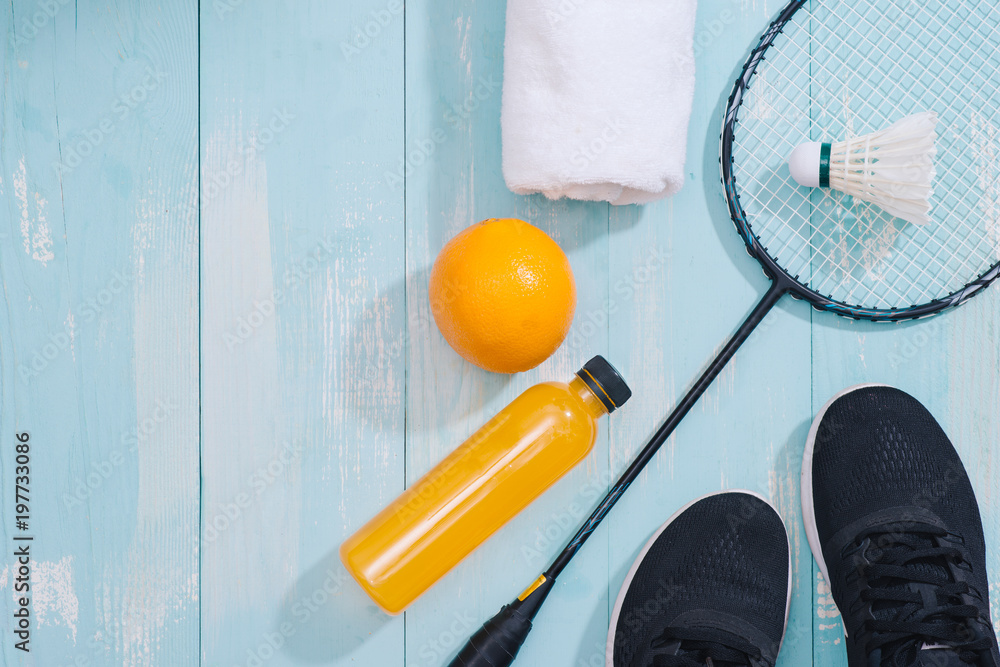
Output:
[{"xmin": 429, "ymin": 218, "xmax": 576, "ymax": 374}]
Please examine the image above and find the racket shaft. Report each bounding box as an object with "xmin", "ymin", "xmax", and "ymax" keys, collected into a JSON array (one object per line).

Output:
[{"xmin": 548, "ymin": 282, "xmax": 786, "ymax": 576}]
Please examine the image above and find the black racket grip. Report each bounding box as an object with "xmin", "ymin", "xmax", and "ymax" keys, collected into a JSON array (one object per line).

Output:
[
  {"xmin": 448, "ymin": 575, "xmax": 554, "ymax": 667},
  {"xmin": 447, "ymin": 603, "xmax": 532, "ymax": 667}
]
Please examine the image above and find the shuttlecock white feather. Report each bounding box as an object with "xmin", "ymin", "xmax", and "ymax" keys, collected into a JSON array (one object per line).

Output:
[{"xmin": 787, "ymin": 111, "xmax": 938, "ymax": 226}]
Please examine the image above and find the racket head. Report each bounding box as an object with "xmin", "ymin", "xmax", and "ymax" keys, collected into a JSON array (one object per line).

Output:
[{"xmin": 722, "ymin": 0, "xmax": 1000, "ymax": 321}]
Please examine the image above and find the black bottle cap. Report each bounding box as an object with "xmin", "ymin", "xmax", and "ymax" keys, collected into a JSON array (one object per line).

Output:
[{"xmin": 576, "ymin": 356, "xmax": 631, "ymax": 413}]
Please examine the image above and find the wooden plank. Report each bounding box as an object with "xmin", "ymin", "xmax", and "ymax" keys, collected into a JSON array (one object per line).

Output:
[
  {"xmin": 198, "ymin": 1, "xmax": 405, "ymax": 665},
  {"xmin": 0, "ymin": 0, "xmax": 199, "ymax": 664},
  {"xmin": 605, "ymin": 3, "xmax": 814, "ymax": 666},
  {"xmin": 402, "ymin": 1, "xmax": 612, "ymax": 664}
]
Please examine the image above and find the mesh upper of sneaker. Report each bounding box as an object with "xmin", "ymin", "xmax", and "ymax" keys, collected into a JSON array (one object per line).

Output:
[
  {"xmin": 611, "ymin": 493, "xmax": 789, "ymax": 667},
  {"xmin": 812, "ymin": 387, "xmax": 985, "ymax": 558}
]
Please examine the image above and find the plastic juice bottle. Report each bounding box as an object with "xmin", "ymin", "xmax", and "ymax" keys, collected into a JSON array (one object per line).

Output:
[{"xmin": 340, "ymin": 355, "xmax": 631, "ymax": 614}]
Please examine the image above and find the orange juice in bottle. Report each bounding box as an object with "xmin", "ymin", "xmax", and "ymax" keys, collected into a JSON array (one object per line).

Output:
[{"xmin": 340, "ymin": 355, "xmax": 631, "ymax": 614}]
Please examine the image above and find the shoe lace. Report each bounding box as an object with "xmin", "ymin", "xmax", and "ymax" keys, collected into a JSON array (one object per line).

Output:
[
  {"xmin": 637, "ymin": 626, "xmax": 763, "ymax": 667},
  {"xmin": 850, "ymin": 525, "xmax": 992, "ymax": 665}
]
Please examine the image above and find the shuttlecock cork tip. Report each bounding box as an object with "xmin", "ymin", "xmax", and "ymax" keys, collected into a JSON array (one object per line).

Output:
[{"xmin": 788, "ymin": 141, "xmax": 824, "ymax": 188}]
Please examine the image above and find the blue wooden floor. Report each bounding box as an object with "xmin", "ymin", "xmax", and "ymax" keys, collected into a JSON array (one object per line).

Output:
[{"xmin": 1, "ymin": 0, "xmax": 998, "ymax": 665}]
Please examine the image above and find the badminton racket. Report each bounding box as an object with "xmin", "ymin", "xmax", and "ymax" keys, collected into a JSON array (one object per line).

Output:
[{"xmin": 450, "ymin": 1, "xmax": 1000, "ymax": 664}]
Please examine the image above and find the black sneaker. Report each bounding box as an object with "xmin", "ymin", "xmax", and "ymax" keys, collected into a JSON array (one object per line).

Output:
[
  {"xmin": 607, "ymin": 491, "xmax": 791, "ymax": 666},
  {"xmin": 802, "ymin": 384, "xmax": 1000, "ymax": 667}
]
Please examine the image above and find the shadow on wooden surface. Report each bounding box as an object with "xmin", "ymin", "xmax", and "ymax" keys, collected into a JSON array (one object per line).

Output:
[{"xmin": 274, "ymin": 548, "xmax": 391, "ymax": 663}]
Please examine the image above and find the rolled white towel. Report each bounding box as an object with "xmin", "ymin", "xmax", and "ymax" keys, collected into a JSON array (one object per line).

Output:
[{"xmin": 501, "ymin": 0, "xmax": 698, "ymax": 206}]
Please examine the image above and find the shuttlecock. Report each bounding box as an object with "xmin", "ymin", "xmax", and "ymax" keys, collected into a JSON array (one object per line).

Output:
[{"xmin": 787, "ymin": 111, "xmax": 938, "ymax": 226}]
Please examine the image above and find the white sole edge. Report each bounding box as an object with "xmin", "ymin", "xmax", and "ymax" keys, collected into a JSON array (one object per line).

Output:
[
  {"xmin": 605, "ymin": 490, "xmax": 793, "ymax": 667},
  {"xmin": 800, "ymin": 382, "xmax": 890, "ymax": 641}
]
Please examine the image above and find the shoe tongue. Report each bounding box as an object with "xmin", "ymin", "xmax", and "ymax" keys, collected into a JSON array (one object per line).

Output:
[{"xmin": 909, "ymin": 647, "xmax": 967, "ymax": 667}]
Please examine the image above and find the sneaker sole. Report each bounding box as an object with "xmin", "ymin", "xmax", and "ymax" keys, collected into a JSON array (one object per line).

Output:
[
  {"xmin": 800, "ymin": 382, "xmax": 889, "ymax": 638},
  {"xmin": 605, "ymin": 490, "xmax": 793, "ymax": 667}
]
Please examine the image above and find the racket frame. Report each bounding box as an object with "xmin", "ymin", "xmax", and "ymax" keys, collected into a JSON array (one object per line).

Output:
[{"xmin": 720, "ymin": 0, "xmax": 1000, "ymax": 322}]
